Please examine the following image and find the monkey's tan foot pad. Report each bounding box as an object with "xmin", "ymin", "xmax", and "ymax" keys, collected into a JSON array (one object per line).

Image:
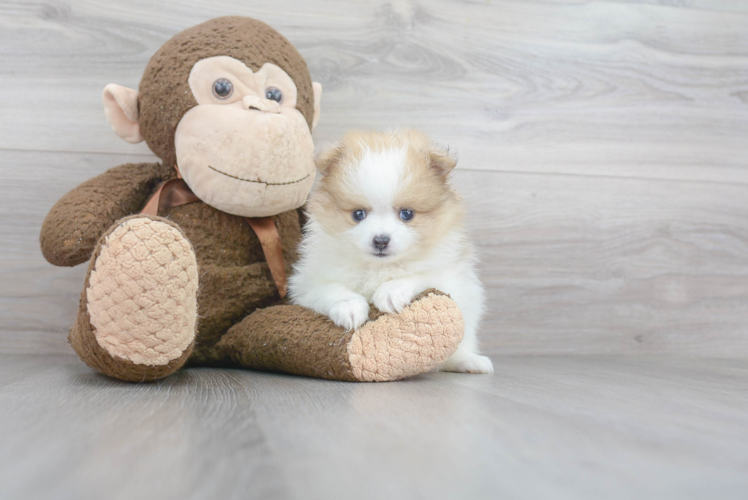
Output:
[
  {"xmin": 74, "ymin": 215, "xmax": 198, "ymax": 381},
  {"xmin": 348, "ymin": 289, "xmax": 464, "ymax": 382}
]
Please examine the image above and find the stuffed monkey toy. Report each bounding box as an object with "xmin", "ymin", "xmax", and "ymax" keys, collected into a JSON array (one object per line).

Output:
[{"xmin": 40, "ymin": 17, "xmax": 464, "ymax": 383}]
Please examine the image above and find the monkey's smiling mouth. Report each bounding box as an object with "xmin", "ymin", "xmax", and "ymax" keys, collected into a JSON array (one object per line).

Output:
[{"xmin": 208, "ymin": 165, "xmax": 311, "ymax": 186}]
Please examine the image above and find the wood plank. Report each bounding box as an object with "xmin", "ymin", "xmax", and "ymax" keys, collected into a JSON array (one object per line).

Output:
[
  {"xmin": 2, "ymin": 149, "xmax": 747, "ymax": 356},
  {"xmin": 2, "ymin": 1, "xmax": 747, "ymax": 356},
  {"xmin": 0, "ymin": 354, "xmax": 746, "ymax": 500},
  {"xmin": 0, "ymin": 353, "xmax": 74, "ymax": 388},
  {"xmin": 0, "ymin": 355, "xmax": 290, "ymax": 500},
  {"xmin": 0, "ymin": 0, "xmax": 746, "ymax": 183},
  {"xmin": 454, "ymin": 169, "xmax": 748, "ymax": 356}
]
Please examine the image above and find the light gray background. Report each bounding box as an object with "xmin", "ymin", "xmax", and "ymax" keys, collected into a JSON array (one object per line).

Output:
[{"xmin": 2, "ymin": 0, "xmax": 747, "ymax": 356}]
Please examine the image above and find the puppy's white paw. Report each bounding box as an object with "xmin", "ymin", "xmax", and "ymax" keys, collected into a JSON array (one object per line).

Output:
[
  {"xmin": 373, "ymin": 280, "xmax": 417, "ymax": 314},
  {"xmin": 328, "ymin": 297, "xmax": 370, "ymax": 331},
  {"xmin": 440, "ymin": 352, "xmax": 494, "ymax": 374}
]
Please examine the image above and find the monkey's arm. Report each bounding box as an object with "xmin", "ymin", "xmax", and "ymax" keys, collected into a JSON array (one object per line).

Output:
[{"xmin": 40, "ymin": 162, "xmax": 175, "ymax": 267}]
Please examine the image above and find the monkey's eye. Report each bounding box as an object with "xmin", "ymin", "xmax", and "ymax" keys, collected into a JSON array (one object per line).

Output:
[
  {"xmin": 400, "ymin": 209, "xmax": 414, "ymax": 221},
  {"xmin": 212, "ymin": 78, "xmax": 234, "ymax": 99},
  {"xmin": 352, "ymin": 209, "xmax": 367, "ymax": 222},
  {"xmin": 265, "ymin": 87, "xmax": 283, "ymax": 103}
]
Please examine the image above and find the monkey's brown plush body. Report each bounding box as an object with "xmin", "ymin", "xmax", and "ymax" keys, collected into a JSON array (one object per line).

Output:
[{"xmin": 39, "ymin": 17, "xmax": 464, "ymax": 382}]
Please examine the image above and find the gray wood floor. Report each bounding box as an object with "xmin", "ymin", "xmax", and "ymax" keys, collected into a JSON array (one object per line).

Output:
[
  {"xmin": 1, "ymin": 354, "xmax": 746, "ymax": 500},
  {"xmin": 1, "ymin": 1, "xmax": 747, "ymax": 499}
]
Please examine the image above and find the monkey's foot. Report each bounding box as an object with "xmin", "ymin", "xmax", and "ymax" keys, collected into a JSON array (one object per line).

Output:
[
  {"xmin": 69, "ymin": 215, "xmax": 198, "ymax": 382},
  {"xmin": 347, "ymin": 290, "xmax": 464, "ymax": 381},
  {"xmin": 218, "ymin": 289, "xmax": 464, "ymax": 382}
]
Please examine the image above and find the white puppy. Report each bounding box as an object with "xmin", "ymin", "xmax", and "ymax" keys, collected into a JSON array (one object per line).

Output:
[{"xmin": 289, "ymin": 129, "xmax": 493, "ymax": 374}]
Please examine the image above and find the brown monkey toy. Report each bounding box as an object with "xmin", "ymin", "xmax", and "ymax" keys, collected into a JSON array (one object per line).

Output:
[{"xmin": 40, "ymin": 17, "xmax": 464, "ymax": 383}]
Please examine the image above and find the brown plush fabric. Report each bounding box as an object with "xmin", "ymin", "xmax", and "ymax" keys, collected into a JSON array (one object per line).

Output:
[
  {"xmin": 69, "ymin": 217, "xmax": 194, "ymax": 382},
  {"xmin": 40, "ymin": 162, "xmax": 174, "ymax": 267},
  {"xmin": 216, "ymin": 289, "xmax": 463, "ymax": 382},
  {"xmin": 217, "ymin": 304, "xmax": 358, "ymax": 380},
  {"xmin": 138, "ymin": 16, "xmax": 315, "ymax": 167},
  {"xmin": 190, "ymin": 262, "xmax": 280, "ymax": 364},
  {"xmin": 162, "ymin": 202, "xmax": 301, "ymax": 268},
  {"xmin": 159, "ymin": 202, "xmax": 303, "ymax": 362}
]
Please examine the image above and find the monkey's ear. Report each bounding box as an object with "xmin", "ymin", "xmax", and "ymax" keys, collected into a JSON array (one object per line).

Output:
[
  {"xmin": 316, "ymin": 143, "xmax": 344, "ymax": 175},
  {"xmin": 429, "ymin": 147, "xmax": 457, "ymax": 177},
  {"xmin": 102, "ymin": 84, "xmax": 144, "ymax": 144},
  {"xmin": 312, "ymin": 82, "xmax": 322, "ymax": 132}
]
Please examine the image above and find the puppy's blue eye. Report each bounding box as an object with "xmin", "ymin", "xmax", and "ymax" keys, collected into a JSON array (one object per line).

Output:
[
  {"xmin": 400, "ymin": 209, "xmax": 414, "ymax": 221},
  {"xmin": 265, "ymin": 87, "xmax": 283, "ymax": 103},
  {"xmin": 212, "ymin": 78, "xmax": 233, "ymax": 99},
  {"xmin": 352, "ymin": 209, "xmax": 367, "ymax": 222}
]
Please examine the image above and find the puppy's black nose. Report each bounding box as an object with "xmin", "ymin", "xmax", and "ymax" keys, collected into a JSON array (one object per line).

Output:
[{"xmin": 373, "ymin": 235, "xmax": 390, "ymax": 250}]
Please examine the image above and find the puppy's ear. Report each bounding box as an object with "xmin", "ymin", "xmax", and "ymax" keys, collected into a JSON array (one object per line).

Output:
[
  {"xmin": 429, "ymin": 146, "xmax": 457, "ymax": 177},
  {"xmin": 316, "ymin": 144, "xmax": 345, "ymax": 176}
]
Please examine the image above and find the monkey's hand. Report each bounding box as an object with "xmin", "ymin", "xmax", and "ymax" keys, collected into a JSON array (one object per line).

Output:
[{"xmin": 40, "ymin": 161, "xmax": 175, "ymax": 267}]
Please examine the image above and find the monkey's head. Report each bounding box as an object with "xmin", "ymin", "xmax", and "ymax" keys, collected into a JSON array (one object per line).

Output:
[{"xmin": 101, "ymin": 17, "xmax": 321, "ymax": 217}]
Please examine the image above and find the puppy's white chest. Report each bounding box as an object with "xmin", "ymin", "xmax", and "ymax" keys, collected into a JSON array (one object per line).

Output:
[{"xmin": 354, "ymin": 266, "xmax": 410, "ymax": 299}]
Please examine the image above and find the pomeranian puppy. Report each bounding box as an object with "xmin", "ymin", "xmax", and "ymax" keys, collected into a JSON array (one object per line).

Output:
[{"xmin": 288, "ymin": 129, "xmax": 493, "ymax": 374}]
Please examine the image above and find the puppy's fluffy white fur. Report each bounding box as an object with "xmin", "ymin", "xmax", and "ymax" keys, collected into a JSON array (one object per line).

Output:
[{"xmin": 289, "ymin": 129, "xmax": 493, "ymax": 374}]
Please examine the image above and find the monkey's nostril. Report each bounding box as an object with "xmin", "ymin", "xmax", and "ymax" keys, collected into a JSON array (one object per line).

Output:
[
  {"xmin": 248, "ymin": 105, "xmax": 261, "ymax": 111},
  {"xmin": 372, "ymin": 235, "xmax": 390, "ymax": 250}
]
